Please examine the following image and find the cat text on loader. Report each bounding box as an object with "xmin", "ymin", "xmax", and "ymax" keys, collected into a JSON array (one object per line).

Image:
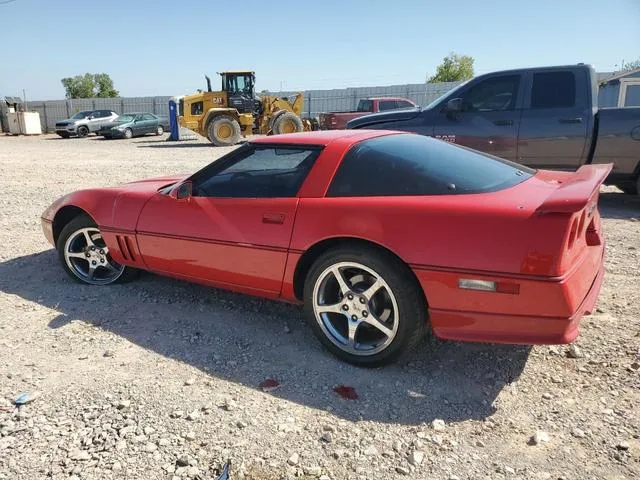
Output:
[{"xmin": 178, "ymin": 71, "xmax": 317, "ymax": 146}]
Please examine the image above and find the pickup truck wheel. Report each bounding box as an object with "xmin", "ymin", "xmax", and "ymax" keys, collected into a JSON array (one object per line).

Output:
[
  {"xmin": 207, "ymin": 115, "xmax": 241, "ymax": 146},
  {"xmin": 617, "ymin": 183, "xmax": 638, "ymax": 195},
  {"xmin": 76, "ymin": 125, "xmax": 89, "ymax": 138},
  {"xmin": 272, "ymin": 112, "xmax": 304, "ymax": 135}
]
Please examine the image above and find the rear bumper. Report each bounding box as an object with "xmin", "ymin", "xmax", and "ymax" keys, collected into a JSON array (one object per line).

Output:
[{"xmin": 417, "ymin": 247, "xmax": 605, "ymax": 345}]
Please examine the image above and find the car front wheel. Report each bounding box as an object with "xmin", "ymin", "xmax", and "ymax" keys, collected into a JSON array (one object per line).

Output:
[
  {"xmin": 303, "ymin": 246, "xmax": 427, "ymax": 367},
  {"xmin": 123, "ymin": 128, "xmax": 133, "ymax": 139},
  {"xmin": 57, "ymin": 214, "xmax": 138, "ymax": 285}
]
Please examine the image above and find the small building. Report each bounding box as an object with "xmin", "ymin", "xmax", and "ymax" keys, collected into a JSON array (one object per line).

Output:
[{"xmin": 598, "ymin": 68, "xmax": 640, "ymax": 107}]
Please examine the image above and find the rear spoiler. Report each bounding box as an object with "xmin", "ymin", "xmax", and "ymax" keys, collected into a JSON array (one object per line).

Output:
[{"xmin": 534, "ymin": 163, "xmax": 613, "ymax": 214}]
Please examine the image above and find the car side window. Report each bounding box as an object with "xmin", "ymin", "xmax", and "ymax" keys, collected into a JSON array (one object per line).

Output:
[
  {"xmin": 396, "ymin": 100, "xmax": 414, "ymax": 109},
  {"xmin": 193, "ymin": 146, "xmax": 322, "ymax": 198},
  {"xmin": 327, "ymin": 134, "xmax": 533, "ymax": 197},
  {"xmin": 141, "ymin": 114, "xmax": 155, "ymax": 121},
  {"xmin": 191, "ymin": 101, "xmax": 204, "ymax": 115},
  {"xmin": 378, "ymin": 100, "xmax": 398, "ymax": 111},
  {"xmin": 462, "ymin": 75, "xmax": 520, "ymax": 112},
  {"xmin": 531, "ymin": 71, "xmax": 576, "ymax": 109}
]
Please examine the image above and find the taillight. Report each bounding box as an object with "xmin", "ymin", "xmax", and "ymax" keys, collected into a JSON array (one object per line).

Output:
[
  {"xmin": 585, "ymin": 218, "xmax": 601, "ymax": 246},
  {"xmin": 567, "ymin": 217, "xmax": 578, "ymax": 249}
]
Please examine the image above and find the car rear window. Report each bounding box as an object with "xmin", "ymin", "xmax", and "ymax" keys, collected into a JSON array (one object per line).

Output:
[{"xmin": 326, "ymin": 134, "xmax": 534, "ymax": 197}]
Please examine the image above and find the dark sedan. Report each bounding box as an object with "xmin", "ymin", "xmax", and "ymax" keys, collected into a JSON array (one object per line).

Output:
[{"xmin": 98, "ymin": 112, "xmax": 170, "ymax": 139}]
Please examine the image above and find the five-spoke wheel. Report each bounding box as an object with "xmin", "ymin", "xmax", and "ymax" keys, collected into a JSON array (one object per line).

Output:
[
  {"xmin": 304, "ymin": 246, "xmax": 426, "ymax": 367},
  {"xmin": 57, "ymin": 214, "xmax": 138, "ymax": 285}
]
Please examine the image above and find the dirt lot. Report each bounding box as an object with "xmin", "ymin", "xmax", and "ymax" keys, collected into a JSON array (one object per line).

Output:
[{"xmin": 0, "ymin": 133, "xmax": 639, "ymax": 480}]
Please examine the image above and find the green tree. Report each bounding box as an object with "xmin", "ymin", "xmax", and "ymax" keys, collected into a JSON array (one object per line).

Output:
[
  {"xmin": 61, "ymin": 73, "xmax": 119, "ymax": 99},
  {"xmin": 428, "ymin": 53, "xmax": 474, "ymax": 83},
  {"xmin": 94, "ymin": 73, "xmax": 119, "ymax": 97}
]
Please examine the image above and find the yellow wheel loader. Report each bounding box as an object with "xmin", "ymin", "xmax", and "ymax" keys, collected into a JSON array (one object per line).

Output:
[{"xmin": 178, "ymin": 71, "xmax": 318, "ymax": 146}]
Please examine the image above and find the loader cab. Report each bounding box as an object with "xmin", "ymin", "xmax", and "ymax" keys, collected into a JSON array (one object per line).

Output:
[{"xmin": 220, "ymin": 71, "xmax": 257, "ymax": 114}]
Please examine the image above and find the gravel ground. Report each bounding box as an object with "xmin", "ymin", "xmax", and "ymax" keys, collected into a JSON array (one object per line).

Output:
[{"xmin": 0, "ymin": 133, "xmax": 639, "ymax": 480}]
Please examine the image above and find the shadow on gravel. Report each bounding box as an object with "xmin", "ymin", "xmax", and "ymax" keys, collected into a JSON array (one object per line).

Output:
[
  {"xmin": 138, "ymin": 143, "xmax": 214, "ymax": 149},
  {"xmin": 598, "ymin": 192, "xmax": 640, "ymax": 220},
  {"xmin": 0, "ymin": 250, "xmax": 531, "ymax": 426}
]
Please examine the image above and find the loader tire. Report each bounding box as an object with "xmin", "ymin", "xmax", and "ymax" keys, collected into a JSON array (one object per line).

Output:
[
  {"xmin": 272, "ymin": 112, "xmax": 304, "ymax": 135},
  {"xmin": 207, "ymin": 115, "xmax": 241, "ymax": 146}
]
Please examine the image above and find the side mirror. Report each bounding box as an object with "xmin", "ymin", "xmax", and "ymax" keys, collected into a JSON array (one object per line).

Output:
[
  {"xmin": 444, "ymin": 98, "xmax": 463, "ymax": 113},
  {"xmin": 171, "ymin": 181, "xmax": 192, "ymax": 200}
]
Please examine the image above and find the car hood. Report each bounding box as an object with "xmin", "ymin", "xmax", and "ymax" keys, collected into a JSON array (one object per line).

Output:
[
  {"xmin": 346, "ymin": 107, "xmax": 421, "ymax": 129},
  {"xmin": 121, "ymin": 174, "xmax": 189, "ymax": 191}
]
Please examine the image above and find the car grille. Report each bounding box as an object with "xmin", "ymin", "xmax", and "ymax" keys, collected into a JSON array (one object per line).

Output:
[{"xmin": 55, "ymin": 122, "xmax": 70, "ymax": 127}]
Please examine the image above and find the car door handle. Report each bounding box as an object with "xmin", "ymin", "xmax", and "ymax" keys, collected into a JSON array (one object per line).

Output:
[
  {"xmin": 262, "ymin": 213, "xmax": 285, "ymax": 224},
  {"xmin": 559, "ymin": 117, "xmax": 583, "ymax": 124},
  {"xmin": 493, "ymin": 119, "xmax": 513, "ymax": 126}
]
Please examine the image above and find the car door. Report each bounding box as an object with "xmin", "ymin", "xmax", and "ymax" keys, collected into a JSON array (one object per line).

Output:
[
  {"xmin": 130, "ymin": 114, "xmax": 145, "ymax": 135},
  {"xmin": 517, "ymin": 69, "xmax": 590, "ymax": 169},
  {"xmin": 432, "ymin": 74, "xmax": 524, "ymax": 160},
  {"xmin": 140, "ymin": 113, "xmax": 157, "ymax": 134},
  {"xmin": 135, "ymin": 144, "xmax": 322, "ymax": 295}
]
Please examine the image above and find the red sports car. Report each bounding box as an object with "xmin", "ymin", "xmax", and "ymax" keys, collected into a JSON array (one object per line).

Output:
[{"xmin": 41, "ymin": 130, "xmax": 611, "ymax": 366}]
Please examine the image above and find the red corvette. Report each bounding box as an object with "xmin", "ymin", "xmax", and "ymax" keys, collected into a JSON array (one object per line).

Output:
[{"xmin": 41, "ymin": 130, "xmax": 610, "ymax": 366}]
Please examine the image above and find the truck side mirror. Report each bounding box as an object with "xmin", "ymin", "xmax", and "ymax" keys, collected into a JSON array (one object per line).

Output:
[{"xmin": 444, "ymin": 98, "xmax": 463, "ymax": 113}]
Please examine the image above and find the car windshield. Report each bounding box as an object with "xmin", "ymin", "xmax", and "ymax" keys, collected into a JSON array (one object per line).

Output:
[
  {"xmin": 117, "ymin": 115, "xmax": 136, "ymax": 122},
  {"xmin": 70, "ymin": 111, "xmax": 92, "ymax": 119},
  {"xmin": 423, "ymin": 79, "xmax": 471, "ymax": 110}
]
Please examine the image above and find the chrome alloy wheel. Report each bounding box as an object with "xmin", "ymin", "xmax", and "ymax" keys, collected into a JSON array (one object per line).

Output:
[
  {"xmin": 63, "ymin": 227, "xmax": 124, "ymax": 285},
  {"xmin": 312, "ymin": 261, "xmax": 399, "ymax": 356}
]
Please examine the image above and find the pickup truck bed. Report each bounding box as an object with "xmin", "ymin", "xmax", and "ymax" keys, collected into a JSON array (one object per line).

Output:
[{"xmin": 319, "ymin": 97, "xmax": 417, "ymax": 130}]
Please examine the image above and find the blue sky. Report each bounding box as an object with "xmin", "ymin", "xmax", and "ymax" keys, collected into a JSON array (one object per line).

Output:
[{"xmin": 1, "ymin": 0, "xmax": 639, "ymax": 100}]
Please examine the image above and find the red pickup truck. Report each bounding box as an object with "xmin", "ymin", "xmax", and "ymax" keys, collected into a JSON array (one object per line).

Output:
[{"xmin": 318, "ymin": 97, "xmax": 417, "ymax": 130}]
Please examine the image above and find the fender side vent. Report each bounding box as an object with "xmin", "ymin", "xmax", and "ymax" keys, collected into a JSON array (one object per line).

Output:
[{"xmin": 116, "ymin": 236, "xmax": 128, "ymax": 261}]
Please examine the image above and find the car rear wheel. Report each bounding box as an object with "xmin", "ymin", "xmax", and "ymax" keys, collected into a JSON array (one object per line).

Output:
[
  {"xmin": 76, "ymin": 126, "xmax": 89, "ymax": 138},
  {"xmin": 57, "ymin": 214, "xmax": 138, "ymax": 286},
  {"xmin": 123, "ymin": 128, "xmax": 133, "ymax": 139},
  {"xmin": 155, "ymin": 125, "xmax": 164, "ymax": 135},
  {"xmin": 303, "ymin": 246, "xmax": 427, "ymax": 367}
]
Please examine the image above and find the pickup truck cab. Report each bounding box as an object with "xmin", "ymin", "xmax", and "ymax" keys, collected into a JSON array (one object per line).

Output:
[
  {"xmin": 347, "ymin": 64, "xmax": 640, "ymax": 194},
  {"xmin": 319, "ymin": 97, "xmax": 417, "ymax": 130}
]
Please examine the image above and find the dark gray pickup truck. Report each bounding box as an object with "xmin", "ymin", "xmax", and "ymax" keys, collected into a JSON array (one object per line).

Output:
[{"xmin": 347, "ymin": 64, "xmax": 640, "ymax": 194}]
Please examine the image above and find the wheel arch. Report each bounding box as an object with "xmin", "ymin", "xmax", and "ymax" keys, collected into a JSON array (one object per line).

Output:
[
  {"xmin": 291, "ymin": 236, "xmax": 427, "ymax": 304},
  {"xmin": 204, "ymin": 108, "xmax": 240, "ymax": 129},
  {"xmin": 53, "ymin": 205, "xmax": 94, "ymax": 245}
]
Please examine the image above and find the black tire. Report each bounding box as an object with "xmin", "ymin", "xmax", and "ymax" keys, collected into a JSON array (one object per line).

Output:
[
  {"xmin": 76, "ymin": 125, "xmax": 89, "ymax": 138},
  {"xmin": 207, "ymin": 115, "xmax": 241, "ymax": 146},
  {"xmin": 617, "ymin": 183, "xmax": 638, "ymax": 195},
  {"xmin": 303, "ymin": 245, "xmax": 427, "ymax": 367},
  {"xmin": 56, "ymin": 214, "xmax": 139, "ymax": 285},
  {"xmin": 155, "ymin": 125, "xmax": 164, "ymax": 135},
  {"xmin": 271, "ymin": 112, "xmax": 304, "ymax": 135},
  {"xmin": 123, "ymin": 128, "xmax": 133, "ymax": 139}
]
